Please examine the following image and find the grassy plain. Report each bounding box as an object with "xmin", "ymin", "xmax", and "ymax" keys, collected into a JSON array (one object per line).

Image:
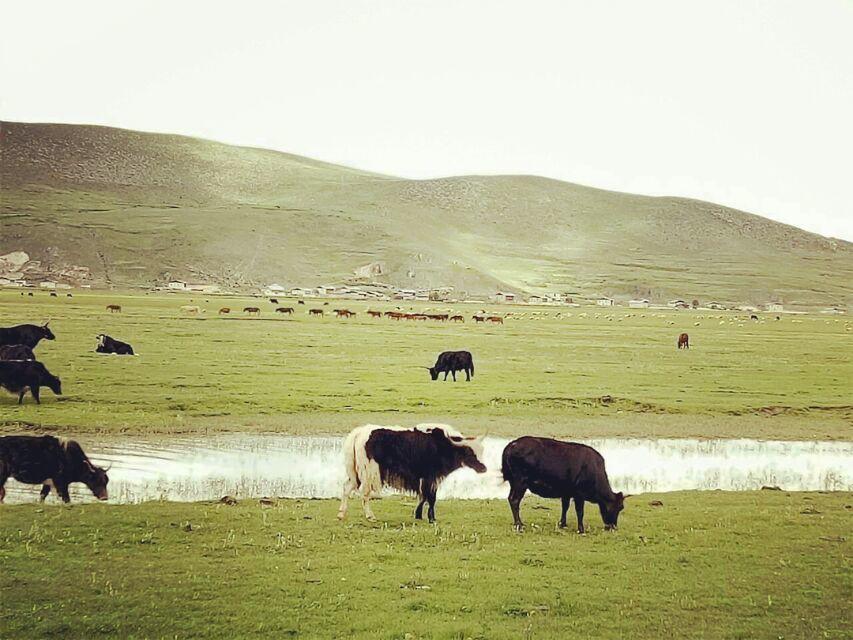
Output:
[
  {"xmin": 1, "ymin": 290, "xmax": 851, "ymax": 440},
  {"xmin": 1, "ymin": 492, "xmax": 850, "ymax": 639}
]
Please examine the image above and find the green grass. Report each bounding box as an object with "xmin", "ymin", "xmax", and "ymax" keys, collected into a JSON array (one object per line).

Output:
[
  {"xmin": 0, "ymin": 492, "xmax": 849, "ymax": 639},
  {"xmin": 2, "ymin": 290, "xmax": 851, "ymax": 439}
]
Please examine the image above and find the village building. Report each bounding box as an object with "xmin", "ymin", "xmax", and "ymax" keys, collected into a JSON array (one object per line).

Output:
[
  {"xmin": 628, "ymin": 299, "xmax": 650, "ymax": 308},
  {"xmin": 668, "ymin": 299, "xmax": 690, "ymax": 309},
  {"xmin": 765, "ymin": 302, "xmax": 784, "ymax": 313},
  {"xmin": 596, "ymin": 297, "xmax": 614, "ymax": 307},
  {"xmin": 494, "ymin": 291, "xmax": 517, "ymax": 303}
]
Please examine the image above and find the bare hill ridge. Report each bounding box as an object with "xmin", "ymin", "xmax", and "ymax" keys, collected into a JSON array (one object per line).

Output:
[{"xmin": 2, "ymin": 121, "xmax": 850, "ymax": 306}]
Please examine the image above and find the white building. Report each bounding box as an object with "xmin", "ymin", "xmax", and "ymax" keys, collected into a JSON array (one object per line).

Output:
[
  {"xmin": 596, "ymin": 297, "xmax": 614, "ymax": 307},
  {"xmin": 765, "ymin": 302, "xmax": 784, "ymax": 313},
  {"xmin": 628, "ymin": 299, "xmax": 650, "ymax": 308},
  {"xmin": 264, "ymin": 284, "xmax": 287, "ymax": 296},
  {"xmin": 39, "ymin": 281, "xmax": 57, "ymax": 290},
  {"xmin": 167, "ymin": 281, "xmax": 186, "ymax": 290}
]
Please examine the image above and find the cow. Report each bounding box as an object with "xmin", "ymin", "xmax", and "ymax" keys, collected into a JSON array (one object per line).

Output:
[
  {"xmin": 95, "ymin": 334, "xmax": 134, "ymax": 355},
  {"xmin": 218, "ymin": 307, "xmax": 231, "ymax": 315},
  {"xmin": 487, "ymin": 316, "xmax": 504, "ymax": 324},
  {"xmin": 269, "ymin": 298, "xmax": 279, "ymax": 304},
  {"xmin": 0, "ymin": 345, "xmax": 36, "ymax": 361},
  {"xmin": 0, "ymin": 360, "xmax": 62, "ymax": 404},
  {"xmin": 243, "ymin": 307, "xmax": 261, "ymax": 316},
  {"xmin": 367, "ymin": 310, "xmax": 383, "ymax": 318},
  {"xmin": 275, "ymin": 307, "xmax": 294, "ymax": 315},
  {"xmin": 450, "ymin": 315, "xmax": 464, "ymax": 323},
  {"xmin": 309, "ymin": 309, "xmax": 324, "ymax": 316},
  {"xmin": 677, "ymin": 333, "xmax": 689, "ymax": 349},
  {"xmin": 180, "ymin": 305, "xmax": 201, "ymax": 314},
  {"xmin": 501, "ymin": 436, "xmax": 626, "ymax": 532},
  {"xmin": 0, "ymin": 435, "xmax": 109, "ymax": 503},
  {"xmin": 0, "ymin": 322, "xmax": 55, "ymax": 349},
  {"xmin": 426, "ymin": 350, "xmax": 474, "ymax": 381},
  {"xmin": 106, "ymin": 304, "xmax": 122, "ymax": 313},
  {"xmin": 337, "ymin": 424, "xmax": 486, "ymax": 523}
]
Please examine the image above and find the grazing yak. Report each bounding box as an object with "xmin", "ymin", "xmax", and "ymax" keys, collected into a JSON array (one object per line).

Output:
[
  {"xmin": 501, "ymin": 436, "xmax": 626, "ymax": 532},
  {"xmin": 0, "ymin": 322, "xmax": 55, "ymax": 349},
  {"xmin": 275, "ymin": 307, "xmax": 294, "ymax": 315},
  {"xmin": 677, "ymin": 333, "xmax": 689, "ymax": 349},
  {"xmin": 105, "ymin": 304, "xmax": 122, "ymax": 313},
  {"xmin": 427, "ymin": 350, "xmax": 474, "ymax": 381},
  {"xmin": 243, "ymin": 307, "xmax": 261, "ymax": 315},
  {"xmin": 0, "ymin": 361, "xmax": 62, "ymax": 404},
  {"xmin": 309, "ymin": 308, "xmax": 324, "ymax": 316},
  {"xmin": 95, "ymin": 334, "xmax": 134, "ymax": 355},
  {"xmin": 0, "ymin": 345, "xmax": 36, "ymax": 361},
  {"xmin": 0, "ymin": 435, "xmax": 109, "ymax": 503},
  {"xmin": 218, "ymin": 307, "xmax": 231, "ymax": 315},
  {"xmin": 338, "ymin": 424, "xmax": 487, "ymax": 523}
]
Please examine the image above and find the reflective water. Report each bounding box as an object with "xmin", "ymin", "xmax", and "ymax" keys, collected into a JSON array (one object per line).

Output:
[{"xmin": 2, "ymin": 434, "xmax": 851, "ymax": 504}]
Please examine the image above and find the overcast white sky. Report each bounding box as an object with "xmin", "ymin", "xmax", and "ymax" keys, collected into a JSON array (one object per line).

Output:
[{"xmin": 2, "ymin": 1, "xmax": 852, "ymax": 240}]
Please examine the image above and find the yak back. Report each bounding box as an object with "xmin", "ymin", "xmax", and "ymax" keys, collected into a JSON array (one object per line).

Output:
[{"xmin": 365, "ymin": 427, "xmax": 471, "ymax": 493}]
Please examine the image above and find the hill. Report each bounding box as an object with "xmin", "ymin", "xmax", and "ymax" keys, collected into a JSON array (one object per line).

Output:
[{"xmin": 2, "ymin": 121, "xmax": 851, "ymax": 306}]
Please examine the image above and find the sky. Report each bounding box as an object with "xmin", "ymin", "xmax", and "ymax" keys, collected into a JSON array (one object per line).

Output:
[{"xmin": 2, "ymin": 1, "xmax": 852, "ymax": 241}]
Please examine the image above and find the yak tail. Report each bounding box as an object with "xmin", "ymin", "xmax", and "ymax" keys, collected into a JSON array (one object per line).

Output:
[
  {"xmin": 341, "ymin": 429, "xmax": 360, "ymax": 494},
  {"xmin": 470, "ymin": 361, "xmax": 475, "ymax": 377}
]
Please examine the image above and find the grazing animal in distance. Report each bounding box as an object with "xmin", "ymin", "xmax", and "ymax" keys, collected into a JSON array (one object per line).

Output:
[
  {"xmin": 180, "ymin": 305, "xmax": 201, "ymax": 314},
  {"xmin": 309, "ymin": 309, "xmax": 324, "ymax": 316},
  {"xmin": 335, "ymin": 309, "xmax": 355, "ymax": 318},
  {"xmin": 0, "ymin": 435, "xmax": 109, "ymax": 503},
  {"xmin": 750, "ymin": 314, "xmax": 759, "ymax": 321},
  {"xmin": 427, "ymin": 350, "xmax": 474, "ymax": 381},
  {"xmin": 337, "ymin": 424, "xmax": 486, "ymax": 523},
  {"xmin": 243, "ymin": 307, "xmax": 261, "ymax": 316},
  {"xmin": 0, "ymin": 322, "xmax": 55, "ymax": 349},
  {"xmin": 487, "ymin": 316, "xmax": 504, "ymax": 324},
  {"xmin": 275, "ymin": 307, "xmax": 294, "ymax": 315},
  {"xmin": 501, "ymin": 436, "xmax": 626, "ymax": 532},
  {"xmin": 95, "ymin": 334, "xmax": 134, "ymax": 356},
  {"xmin": 67, "ymin": 293, "xmax": 73, "ymax": 298},
  {"xmin": 472, "ymin": 315, "xmax": 485, "ymax": 323},
  {"xmin": 367, "ymin": 310, "xmax": 382, "ymax": 318},
  {"xmin": 0, "ymin": 345, "xmax": 36, "ymax": 361},
  {"xmin": 218, "ymin": 307, "xmax": 231, "ymax": 315},
  {"xmin": 49, "ymin": 292, "xmax": 57, "ymax": 298},
  {"xmin": 269, "ymin": 298, "xmax": 279, "ymax": 304},
  {"xmin": 450, "ymin": 315, "xmax": 464, "ymax": 323},
  {"xmin": 677, "ymin": 333, "xmax": 689, "ymax": 349},
  {"xmin": 27, "ymin": 292, "xmax": 33, "ymax": 297},
  {"xmin": 0, "ymin": 360, "xmax": 62, "ymax": 404},
  {"xmin": 106, "ymin": 304, "xmax": 121, "ymax": 313},
  {"xmin": 297, "ymin": 300, "xmax": 305, "ymax": 305}
]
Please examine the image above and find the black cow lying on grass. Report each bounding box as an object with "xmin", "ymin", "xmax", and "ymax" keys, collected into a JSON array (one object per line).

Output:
[
  {"xmin": 501, "ymin": 436, "xmax": 626, "ymax": 532},
  {"xmin": 96, "ymin": 334, "xmax": 134, "ymax": 355},
  {"xmin": 0, "ymin": 435, "xmax": 109, "ymax": 503},
  {"xmin": 0, "ymin": 322, "xmax": 55, "ymax": 349},
  {"xmin": 0, "ymin": 345, "xmax": 36, "ymax": 361},
  {"xmin": 0, "ymin": 360, "xmax": 62, "ymax": 404},
  {"xmin": 427, "ymin": 350, "xmax": 474, "ymax": 381}
]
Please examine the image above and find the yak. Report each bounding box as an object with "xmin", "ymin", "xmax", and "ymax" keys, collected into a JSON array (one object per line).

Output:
[
  {"xmin": 0, "ymin": 345, "xmax": 36, "ymax": 361},
  {"xmin": 0, "ymin": 322, "xmax": 55, "ymax": 349},
  {"xmin": 501, "ymin": 436, "xmax": 626, "ymax": 532},
  {"xmin": 427, "ymin": 350, "xmax": 474, "ymax": 381},
  {"xmin": 0, "ymin": 360, "xmax": 62, "ymax": 404},
  {"xmin": 337, "ymin": 424, "xmax": 486, "ymax": 523},
  {"xmin": 96, "ymin": 334, "xmax": 134, "ymax": 355},
  {"xmin": 0, "ymin": 435, "xmax": 109, "ymax": 503},
  {"xmin": 677, "ymin": 333, "xmax": 689, "ymax": 349}
]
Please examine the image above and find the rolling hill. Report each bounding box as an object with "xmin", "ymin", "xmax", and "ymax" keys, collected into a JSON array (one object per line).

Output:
[{"xmin": 1, "ymin": 120, "xmax": 851, "ymax": 306}]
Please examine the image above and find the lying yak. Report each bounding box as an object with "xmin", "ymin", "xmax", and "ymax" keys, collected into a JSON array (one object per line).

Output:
[
  {"xmin": 501, "ymin": 436, "xmax": 626, "ymax": 532},
  {"xmin": 0, "ymin": 322, "xmax": 55, "ymax": 349},
  {"xmin": 0, "ymin": 435, "xmax": 109, "ymax": 503},
  {"xmin": 427, "ymin": 350, "xmax": 474, "ymax": 381},
  {"xmin": 338, "ymin": 424, "xmax": 486, "ymax": 523},
  {"xmin": 0, "ymin": 360, "xmax": 62, "ymax": 404},
  {"xmin": 96, "ymin": 334, "xmax": 134, "ymax": 355},
  {"xmin": 0, "ymin": 345, "xmax": 36, "ymax": 361}
]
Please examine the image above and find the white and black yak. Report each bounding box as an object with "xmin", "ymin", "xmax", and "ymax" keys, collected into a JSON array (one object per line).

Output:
[{"xmin": 337, "ymin": 424, "xmax": 487, "ymax": 523}]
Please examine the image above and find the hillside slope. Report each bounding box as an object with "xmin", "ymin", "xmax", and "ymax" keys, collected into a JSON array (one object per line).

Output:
[{"xmin": 2, "ymin": 121, "xmax": 851, "ymax": 305}]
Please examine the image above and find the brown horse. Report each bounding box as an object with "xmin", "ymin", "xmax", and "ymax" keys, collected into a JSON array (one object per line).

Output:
[
  {"xmin": 309, "ymin": 309, "xmax": 324, "ymax": 316},
  {"xmin": 106, "ymin": 304, "xmax": 122, "ymax": 313},
  {"xmin": 677, "ymin": 333, "xmax": 689, "ymax": 349},
  {"xmin": 487, "ymin": 316, "xmax": 504, "ymax": 324},
  {"xmin": 275, "ymin": 307, "xmax": 294, "ymax": 314},
  {"xmin": 450, "ymin": 315, "xmax": 464, "ymax": 323},
  {"xmin": 243, "ymin": 307, "xmax": 261, "ymax": 316},
  {"xmin": 218, "ymin": 307, "xmax": 231, "ymax": 315},
  {"xmin": 367, "ymin": 310, "xmax": 383, "ymax": 318}
]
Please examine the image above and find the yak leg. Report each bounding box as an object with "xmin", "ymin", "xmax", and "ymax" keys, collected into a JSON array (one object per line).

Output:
[
  {"xmin": 424, "ymin": 480, "xmax": 438, "ymax": 523},
  {"xmin": 414, "ymin": 479, "xmax": 427, "ymax": 520},
  {"xmin": 0, "ymin": 473, "xmax": 6, "ymax": 503},
  {"xmin": 31, "ymin": 386, "xmax": 41, "ymax": 404},
  {"xmin": 55, "ymin": 481, "xmax": 71, "ymax": 504},
  {"xmin": 451, "ymin": 370, "xmax": 457, "ymax": 381},
  {"xmin": 362, "ymin": 494, "xmax": 377, "ymax": 521},
  {"xmin": 559, "ymin": 496, "xmax": 571, "ymax": 528},
  {"xmin": 443, "ymin": 371, "xmax": 449, "ymax": 380},
  {"xmin": 574, "ymin": 498, "xmax": 586, "ymax": 533},
  {"xmin": 508, "ymin": 481, "xmax": 527, "ymax": 531},
  {"xmin": 465, "ymin": 368, "xmax": 471, "ymax": 381},
  {"xmin": 17, "ymin": 390, "xmax": 25, "ymax": 405},
  {"xmin": 337, "ymin": 476, "xmax": 358, "ymax": 520},
  {"xmin": 39, "ymin": 484, "xmax": 52, "ymax": 502}
]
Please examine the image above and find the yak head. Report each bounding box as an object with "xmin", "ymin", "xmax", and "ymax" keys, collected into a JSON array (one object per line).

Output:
[
  {"xmin": 441, "ymin": 428, "xmax": 487, "ymax": 473},
  {"xmin": 599, "ymin": 492, "xmax": 626, "ymax": 530},
  {"xmin": 428, "ymin": 366, "xmax": 439, "ymax": 381},
  {"xmin": 41, "ymin": 321, "xmax": 56, "ymax": 341},
  {"xmin": 84, "ymin": 460, "xmax": 110, "ymax": 501}
]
